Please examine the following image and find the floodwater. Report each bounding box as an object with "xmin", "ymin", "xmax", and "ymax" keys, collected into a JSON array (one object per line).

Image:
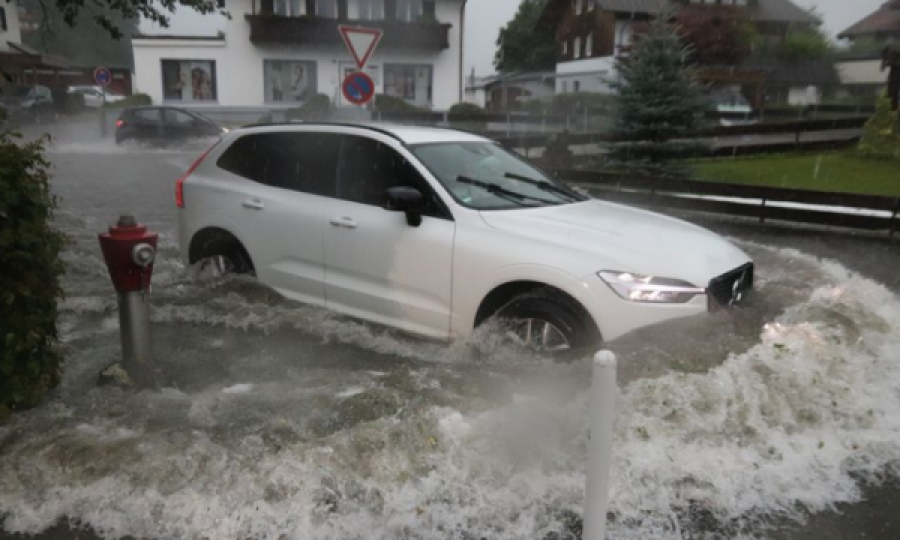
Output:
[{"xmin": 1, "ymin": 130, "xmax": 899, "ymax": 539}]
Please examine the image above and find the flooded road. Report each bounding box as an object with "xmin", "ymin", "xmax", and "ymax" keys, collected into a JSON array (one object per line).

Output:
[{"xmin": 1, "ymin": 129, "xmax": 899, "ymax": 539}]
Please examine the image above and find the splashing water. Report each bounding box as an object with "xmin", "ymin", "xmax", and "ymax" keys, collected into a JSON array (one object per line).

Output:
[{"xmin": 1, "ymin": 217, "xmax": 899, "ymax": 539}]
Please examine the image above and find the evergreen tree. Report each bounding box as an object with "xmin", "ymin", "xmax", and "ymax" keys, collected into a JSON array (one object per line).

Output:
[
  {"xmin": 609, "ymin": 16, "xmax": 709, "ymax": 174},
  {"xmin": 857, "ymin": 92, "xmax": 900, "ymax": 160},
  {"xmin": 495, "ymin": 0, "xmax": 556, "ymax": 74}
]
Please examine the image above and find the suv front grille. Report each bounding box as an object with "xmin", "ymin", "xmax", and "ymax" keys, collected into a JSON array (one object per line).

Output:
[{"xmin": 708, "ymin": 263, "xmax": 754, "ymax": 310}]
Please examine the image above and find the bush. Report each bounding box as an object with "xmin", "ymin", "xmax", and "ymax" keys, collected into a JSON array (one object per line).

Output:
[
  {"xmin": 103, "ymin": 93, "xmax": 152, "ymax": 109},
  {"xmin": 857, "ymin": 93, "xmax": 900, "ymax": 160},
  {"xmin": 777, "ymin": 28, "xmax": 833, "ymax": 64},
  {"xmin": 447, "ymin": 102, "xmax": 487, "ymax": 130},
  {"xmin": 0, "ymin": 132, "xmax": 66, "ymax": 414},
  {"xmin": 286, "ymin": 93, "xmax": 331, "ymax": 121},
  {"xmin": 447, "ymin": 102, "xmax": 486, "ymax": 116},
  {"xmin": 373, "ymin": 94, "xmax": 425, "ymax": 113}
]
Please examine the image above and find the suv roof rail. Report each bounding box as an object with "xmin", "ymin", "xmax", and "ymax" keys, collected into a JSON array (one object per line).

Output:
[{"xmin": 235, "ymin": 121, "xmax": 408, "ymax": 143}]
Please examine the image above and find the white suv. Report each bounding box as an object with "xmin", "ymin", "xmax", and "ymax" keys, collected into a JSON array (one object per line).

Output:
[{"xmin": 177, "ymin": 124, "xmax": 752, "ymax": 351}]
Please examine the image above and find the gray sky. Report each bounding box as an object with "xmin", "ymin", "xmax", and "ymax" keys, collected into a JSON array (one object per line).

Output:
[{"xmin": 143, "ymin": 0, "xmax": 887, "ymax": 77}]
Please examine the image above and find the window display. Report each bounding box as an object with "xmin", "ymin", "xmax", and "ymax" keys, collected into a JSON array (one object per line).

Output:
[
  {"xmin": 384, "ymin": 64, "xmax": 432, "ymax": 108},
  {"xmin": 162, "ymin": 60, "xmax": 217, "ymax": 101},
  {"xmin": 264, "ymin": 60, "xmax": 317, "ymax": 103}
]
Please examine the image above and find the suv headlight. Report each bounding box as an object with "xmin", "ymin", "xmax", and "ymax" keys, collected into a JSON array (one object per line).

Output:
[{"xmin": 598, "ymin": 271, "xmax": 706, "ymax": 304}]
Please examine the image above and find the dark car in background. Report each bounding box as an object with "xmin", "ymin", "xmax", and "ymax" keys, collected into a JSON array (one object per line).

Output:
[
  {"xmin": 0, "ymin": 84, "xmax": 56, "ymax": 124},
  {"xmin": 115, "ymin": 106, "xmax": 227, "ymax": 145}
]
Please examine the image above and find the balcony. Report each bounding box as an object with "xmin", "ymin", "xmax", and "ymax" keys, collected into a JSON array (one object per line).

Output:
[{"xmin": 245, "ymin": 15, "xmax": 451, "ymax": 51}]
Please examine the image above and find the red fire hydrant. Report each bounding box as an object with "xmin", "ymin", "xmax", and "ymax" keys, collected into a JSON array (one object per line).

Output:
[{"xmin": 99, "ymin": 215, "xmax": 159, "ymax": 387}]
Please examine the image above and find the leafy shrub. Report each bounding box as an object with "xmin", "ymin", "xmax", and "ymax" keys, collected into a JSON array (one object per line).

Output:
[
  {"xmin": 857, "ymin": 93, "xmax": 900, "ymax": 160},
  {"xmin": 448, "ymin": 102, "xmax": 486, "ymax": 116},
  {"xmin": 777, "ymin": 28, "xmax": 833, "ymax": 64},
  {"xmin": 0, "ymin": 132, "xmax": 66, "ymax": 414},
  {"xmin": 373, "ymin": 94, "xmax": 425, "ymax": 113},
  {"xmin": 286, "ymin": 93, "xmax": 331, "ymax": 121},
  {"xmin": 447, "ymin": 102, "xmax": 487, "ymax": 131},
  {"xmin": 103, "ymin": 93, "xmax": 152, "ymax": 108}
]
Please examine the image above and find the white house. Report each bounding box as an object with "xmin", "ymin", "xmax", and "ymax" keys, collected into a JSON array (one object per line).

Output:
[
  {"xmin": 132, "ymin": 0, "xmax": 468, "ymax": 110},
  {"xmin": 0, "ymin": 1, "xmax": 23, "ymax": 53}
]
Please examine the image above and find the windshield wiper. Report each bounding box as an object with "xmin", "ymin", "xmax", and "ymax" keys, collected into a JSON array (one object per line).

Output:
[
  {"xmin": 456, "ymin": 175, "xmax": 560, "ymax": 206},
  {"xmin": 503, "ymin": 172, "xmax": 585, "ymax": 202}
]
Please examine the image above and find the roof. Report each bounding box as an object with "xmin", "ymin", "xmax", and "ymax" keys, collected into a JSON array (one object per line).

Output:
[
  {"xmin": 132, "ymin": 34, "xmax": 225, "ymax": 41},
  {"xmin": 593, "ymin": 0, "xmax": 668, "ymax": 13},
  {"xmin": 538, "ymin": 0, "xmax": 817, "ymax": 30},
  {"xmin": 838, "ymin": 1, "xmax": 900, "ymax": 38},
  {"xmin": 236, "ymin": 123, "xmax": 490, "ymax": 145},
  {"xmin": 751, "ymin": 0, "xmax": 819, "ymax": 23}
]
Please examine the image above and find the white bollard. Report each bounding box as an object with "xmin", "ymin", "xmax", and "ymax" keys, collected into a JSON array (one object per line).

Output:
[{"xmin": 584, "ymin": 350, "xmax": 618, "ymax": 540}]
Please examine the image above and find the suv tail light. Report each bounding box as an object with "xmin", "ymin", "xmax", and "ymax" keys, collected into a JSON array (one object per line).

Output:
[
  {"xmin": 115, "ymin": 119, "xmax": 125, "ymax": 128},
  {"xmin": 176, "ymin": 142, "xmax": 220, "ymax": 208}
]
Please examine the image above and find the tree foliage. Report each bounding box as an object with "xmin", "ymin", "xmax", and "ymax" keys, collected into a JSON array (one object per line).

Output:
[
  {"xmin": 848, "ymin": 36, "xmax": 887, "ymax": 56},
  {"xmin": 676, "ymin": 8, "xmax": 751, "ymax": 65},
  {"xmin": 28, "ymin": 0, "xmax": 227, "ymax": 39},
  {"xmin": 22, "ymin": 3, "xmax": 139, "ymax": 68},
  {"xmin": 609, "ymin": 17, "xmax": 709, "ymax": 172},
  {"xmin": 494, "ymin": 0, "xmax": 556, "ymax": 74},
  {"xmin": 857, "ymin": 92, "xmax": 900, "ymax": 160},
  {"xmin": 0, "ymin": 132, "xmax": 66, "ymax": 414},
  {"xmin": 777, "ymin": 26, "xmax": 833, "ymax": 64}
]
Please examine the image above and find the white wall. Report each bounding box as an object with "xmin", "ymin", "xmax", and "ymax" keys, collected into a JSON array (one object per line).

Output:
[
  {"xmin": 787, "ymin": 85, "xmax": 822, "ymax": 106},
  {"xmin": 0, "ymin": 3, "xmax": 23, "ymax": 52},
  {"xmin": 836, "ymin": 59, "xmax": 890, "ymax": 85},
  {"xmin": 555, "ymin": 56, "xmax": 615, "ymax": 94},
  {"xmin": 132, "ymin": 0, "xmax": 464, "ymax": 110}
]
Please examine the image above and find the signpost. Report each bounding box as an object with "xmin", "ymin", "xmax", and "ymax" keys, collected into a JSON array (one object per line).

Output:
[
  {"xmin": 337, "ymin": 25, "xmax": 383, "ymax": 107},
  {"xmin": 93, "ymin": 66, "xmax": 112, "ymax": 87},
  {"xmin": 342, "ymin": 72, "xmax": 376, "ymax": 106}
]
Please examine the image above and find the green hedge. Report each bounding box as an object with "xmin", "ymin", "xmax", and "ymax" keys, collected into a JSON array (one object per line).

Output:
[
  {"xmin": 0, "ymin": 132, "xmax": 66, "ymax": 415},
  {"xmin": 103, "ymin": 93, "xmax": 152, "ymax": 109},
  {"xmin": 857, "ymin": 93, "xmax": 900, "ymax": 160},
  {"xmin": 373, "ymin": 94, "xmax": 425, "ymax": 113},
  {"xmin": 286, "ymin": 93, "xmax": 331, "ymax": 121}
]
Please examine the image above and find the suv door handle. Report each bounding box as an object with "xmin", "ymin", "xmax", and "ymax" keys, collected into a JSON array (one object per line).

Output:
[
  {"xmin": 241, "ymin": 199, "xmax": 265, "ymax": 210},
  {"xmin": 329, "ymin": 217, "xmax": 358, "ymax": 229}
]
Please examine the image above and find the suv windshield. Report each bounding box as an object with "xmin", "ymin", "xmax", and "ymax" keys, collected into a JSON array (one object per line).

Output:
[{"xmin": 412, "ymin": 142, "xmax": 585, "ymax": 210}]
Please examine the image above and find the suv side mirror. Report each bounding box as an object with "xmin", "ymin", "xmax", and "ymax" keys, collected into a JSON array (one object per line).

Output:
[{"xmin": 385, "ymin": 186, "xmax": 425, "ymax": 227}]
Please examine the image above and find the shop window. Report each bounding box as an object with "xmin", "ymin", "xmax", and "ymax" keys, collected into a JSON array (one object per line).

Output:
[
  {"xmin": 264, "ymin": 60, "xmax": 317, "ymax": 103},
  {"xmin": 384, "ymin": 64, "xmax": 433, "ymax": 107},
  {"xmin": 358, "ymin": 0, "xmax": 384, "ymax": 20},
  {"xmin": 161, "ymin": 60, "xmax": 217, "ymax": 101}
]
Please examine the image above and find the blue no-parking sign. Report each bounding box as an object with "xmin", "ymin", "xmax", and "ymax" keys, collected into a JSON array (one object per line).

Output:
[
  {"xmin": 93, "ymin": 66, "xmax": 112, "ymax": 87},
  {"xmin": 341, "ymin": 71, "xmax": 375, "ymax": 106}
]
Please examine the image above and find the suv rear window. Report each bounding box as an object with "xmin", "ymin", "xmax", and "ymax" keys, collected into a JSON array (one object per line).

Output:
[{"xmin": 216, "ymin": 132, "xmax": 341, "ymax": 197}]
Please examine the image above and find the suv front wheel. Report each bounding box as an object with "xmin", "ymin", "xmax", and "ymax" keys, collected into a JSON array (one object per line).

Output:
[{"xmin": 494, "ymin": 292, "xmax": 599, "ymax": 354}]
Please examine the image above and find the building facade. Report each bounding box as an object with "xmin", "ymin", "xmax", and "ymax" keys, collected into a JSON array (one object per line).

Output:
[
  {"xmin": 132, "ymin": 0, "xmax": 466, "ymax": 110},
  {"xmin": 538, "ymin": 0, "xmax": 819, "ymax": 104}
]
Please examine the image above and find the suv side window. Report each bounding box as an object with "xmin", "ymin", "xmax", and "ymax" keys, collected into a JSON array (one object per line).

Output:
[
  {"xmin": 133, "ymin": 109, "xmax": 161, "ymax": 123},
  {"xmin": 336, "ymin": 135, "xmax": 449, "ymax": 218},
  {"xmin": 164, "ymin": 109, "xmax": 196, "ymax": 125},
  {"xmin": 216, "ymin": 132, "xmax": 340, "ymax": 197}
]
